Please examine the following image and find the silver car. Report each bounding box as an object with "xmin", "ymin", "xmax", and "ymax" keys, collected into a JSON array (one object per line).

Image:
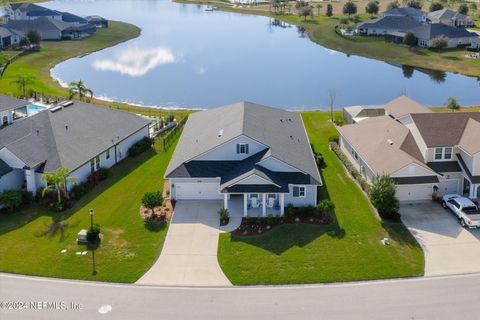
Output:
[{"xmin": 441, "ymin": 194, "xmax": 480, "ymax": 228}]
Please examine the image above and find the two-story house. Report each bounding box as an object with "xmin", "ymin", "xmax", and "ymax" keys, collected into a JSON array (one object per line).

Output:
[
  {"xmin": 338, "ymin": 96, "xmax": 480, "ymax": 202},
  {"xmin": 165, "ymin": 102, "xmax": 322, "ymax": 217}
]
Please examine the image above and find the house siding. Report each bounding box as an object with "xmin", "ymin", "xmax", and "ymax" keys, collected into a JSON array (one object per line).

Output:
[
  {"xmin": 284, "ymin": 184, "xmax": 317, "ymax": 207},
  {"xmin": 194, "ymin": 135, "xmax": 267, "ymax": 161},
  {"xmin": 0, "ymin": 169, "xmax": 24, "ymax": 192},
  {"xmin": 339, "ymin": 135, "xmax": 376, "ymax": 182},
  {"xmin": 258, "ymin": 157, "xmax": 300, "ymax": 172}
]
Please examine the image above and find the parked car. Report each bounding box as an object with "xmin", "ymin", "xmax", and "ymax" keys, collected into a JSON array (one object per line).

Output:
[{"xmin": 441, "ymin": 194, "xmax": 480, "ymax": 228}]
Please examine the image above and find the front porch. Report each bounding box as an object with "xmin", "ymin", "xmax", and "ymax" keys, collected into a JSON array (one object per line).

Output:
[{"xmin": 224, "ymin": 193, "xmax": 285, "ymax": 218}]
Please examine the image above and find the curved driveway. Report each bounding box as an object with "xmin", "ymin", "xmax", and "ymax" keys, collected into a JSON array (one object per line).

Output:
[{"xmin": 2, "ymin": 273, "xmax": 480, "ymax": 319}]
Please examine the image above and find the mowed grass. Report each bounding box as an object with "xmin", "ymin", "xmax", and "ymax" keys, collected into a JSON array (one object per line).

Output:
[
  {"xmin": 217, "ymin": 112, "xmax": 424, "ymax": 285},
  {"xmin": 0, "ymin": 139, "xmax": 178, "ymax": 283}
]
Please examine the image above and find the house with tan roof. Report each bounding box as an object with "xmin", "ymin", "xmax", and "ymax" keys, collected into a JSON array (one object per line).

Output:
[{"xmin": 338, "ymin": 96, "xmax": 480, "ymax": 202}]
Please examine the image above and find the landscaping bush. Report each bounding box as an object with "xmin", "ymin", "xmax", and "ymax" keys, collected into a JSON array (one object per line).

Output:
[
  {"xmin": 87, "ymin": 223, "xmax": 101, "ymax": 242},
  {"xmin": 142, "ymin": 191, "xmax": 164, "ymax": 213},
  {"xmin": 219, "ymin": 208, "xmax": 230, "ymax": 225},
  {"xmin": 330, "ymin": 142, "xmax": 370, "ymax": 194},
  {"xmin": 70, "ymin": 182, "xmax": 91, "ymax": 199},
  {"xmin": 87, "ymin": 171, "xmax": 102, "ymax": 186},
  {"xmin": 314, "ymin": 152, "xmax": 325, "ymax": 167},
  {"xmin": 328, "ymin": 134, "xmax": 339, "ymax": 144},
  {"xmin": 0, "ymin": 190, "xmax": 23, "ymax": 211},
  {"xmin": 128, "ymin": 137, "xmax": 154, "ymax": 157},
  {"xmin": 317, "ymin": 199, "xmax": 335, "ymax": 217},
  {"xmin": 97, "ymin": 167, "xmax": 110, "ymax": 180},
  {"xmin": 20, "ymin": 191, "xmax": 34, "ymax": 205},
  {"xmin": 369, "ymin": 175, "xmax": 400, "ymax": 221}
]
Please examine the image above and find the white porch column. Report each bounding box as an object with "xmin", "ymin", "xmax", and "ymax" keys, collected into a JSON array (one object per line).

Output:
[
  {"xmin": 224, "ymin": 193, "xmax": 228, "ymax": 209},
  {"xmin": 25, "ymin": 169, "xmax": 36, "ymax": 195},
  {"xmin": 280, "ymin": 193, "xmax": 285, "ymax": 216},
  {"xmin": 262, "ymin": 193, "xmax": 266, "ymax": 217},
  {"xmin": 470, "ymin": 184, "xmax": 476, "ymax": 199},
  {"xmin": 243, "ymin": 194, "xmax": 248, "ymax": 217}
]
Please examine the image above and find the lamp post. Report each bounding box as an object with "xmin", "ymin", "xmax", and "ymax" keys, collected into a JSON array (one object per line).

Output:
[
  {"xmin": 89, "ymin": 208, "xmax": 97, "ymax": 275},
  {"xmin": 89, "ymin": 208, "xmax": 94, "ymax": 232}
]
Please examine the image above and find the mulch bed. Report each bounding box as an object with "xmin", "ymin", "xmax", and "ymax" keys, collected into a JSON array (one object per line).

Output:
[
  {"xmin": 139, "ymin": 198, "xmax": 174, "ymax": 222},
  {"xmin": 232, "ymin": 214, "xmax": 332, "ymax": 237}
]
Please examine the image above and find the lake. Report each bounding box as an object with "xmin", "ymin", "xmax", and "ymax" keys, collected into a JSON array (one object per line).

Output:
[{"xmin": 35, "ymin": 1, "xmax": 480, "ymax": 108}]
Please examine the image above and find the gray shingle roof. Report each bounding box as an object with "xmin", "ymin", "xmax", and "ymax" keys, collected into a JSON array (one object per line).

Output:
[
  {"xmin": 412, "ymin": 23, "xmax": 477, "ymax": 40},
  {"xmin": 61, "ymin": 12, "xmax": 87, "ymax": 23},
  {"xmin": 428, "ymin": 9, "xmax": 468, "ymax": 21},
  {"xmin": 0, "ymin": 95, "xmax": 28, "ymax": 113},
  {"xmin": 427, "ymin": 161, "xmax": 462, "ymax": 173},
  {"xmin": 166, "ymin": 102, "xmax": 321, "ymax": 185},
  {"xmin": 457, "ymin": 153, "xmax": 480, "ymax": 183},
  {"xmin": 359, "ymin": 16, "xmax": 423, "ymax": 30},
  {"xmin": 5, "ymin": 17, "xmax": 72, "ymax": 33},
  {"xmin": 0, "ymin": 101, "xmax": 150, "ymax": 172},
  {"xmin": 383, "ymin": 7, "xmax": 425, "ymax": 18}
]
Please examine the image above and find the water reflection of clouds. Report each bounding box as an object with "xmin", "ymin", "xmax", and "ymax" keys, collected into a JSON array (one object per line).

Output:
[{"xmin": 92, "ymin": 47, "xmax": 176, "ymax": 77}]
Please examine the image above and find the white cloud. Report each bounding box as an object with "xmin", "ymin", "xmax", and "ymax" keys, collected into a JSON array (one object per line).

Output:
[
  {"xmin": 92, "ymin": 47, "xmax": 175, "ymax": 77},
  {"xmin": 195, "ymin": 66, "xmax": 207, "ymax": 75}
]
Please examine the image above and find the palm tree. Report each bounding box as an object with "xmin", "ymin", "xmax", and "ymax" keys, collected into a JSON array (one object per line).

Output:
[
  {"xmin": 11, "ymin": 75, "xmax": 33, "ymax": 98},
  {"xmin": 42, "ymin": 167, "xmax": 78, "ymax": 205},
  {"xmin": 68, "ymin": 80, "xmax": 93, "ymax": 101}
]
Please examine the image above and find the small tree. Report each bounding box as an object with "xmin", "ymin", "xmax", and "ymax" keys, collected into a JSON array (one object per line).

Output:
[
  {"xmin": 343, "ymin": 1, "xmax": 357, "ymax": 16},
  {"xmin": 142, "ymin": 191, "xmax": 164, "ymax": 213},
  {"xmin": 365, "ymin": 1, "xmax": 379, "ymax": 17},
  {"xmin": 26, "ymin": 30, "xmax": 41, "ymax": 47},
  {"xmin": 369, "ymin": 175, "xmax": 400, "ymax": 221},
  {"xmin": 403, "ymin": 32, "xmax": 417, "ymax": 46},
  {"xmin": 470, "ymin": 3, "xmax": 477, "ymax": 12},
  {"xmin": 42, "ymin": 167, "xmax": 78, "ymax": 205},
  {"xmin": 407, "ymin": 0, "xmax": 422, "ymax": 9},
  {"xmin": 387, "ymin": 0, "xmax": 399, "ymax": 11},
  {"xmin": 429, "ymin": 2, "xmax": 443, "ymax": 12},
  {"xmin": 298, "ymin": 5, "xmax": 313, "ymax": 21},
  {"xmin": 326, "ymin": 3, "xmax": 333, "ymax": 16},
  {"xmin": 447, "ymin": 97, "xmax": 460, "ymax": 112},
  {"xmin": 19, "ymin": 37, "xmax": 30, "ymax": 48},
  {"xmin": 458, "ymin": 4, "xmax": 469, "ymax": 15},
  {"xmin": 11, "ymin": 75, "xmax": 33, "ymax": 98},
  {"xmin": 315, "ymin": 3, "xmax": 322, "ymax": 15},
  {"xmin": 430, "ymin": 35, "xmax": 448, "ymax": 51},
  {"xmin": 68, "ymin": 80, "xmax": 93, "ymax": 101},
  {"xmin": 0, "ymin": 190, "xmax": 23, "ymax": 212},
  {"xmin": 317, "ymin": 199, "xmax": 335, "ymax": 217}
]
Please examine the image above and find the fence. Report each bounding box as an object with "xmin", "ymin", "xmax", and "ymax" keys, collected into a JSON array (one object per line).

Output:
[
  {"xmin": 0, "ymin": 48, "xmax": 37, "ymax": 79},
  {"xmin": 159, "ymin": 116, "xmax": 188, "ymax": 151}
]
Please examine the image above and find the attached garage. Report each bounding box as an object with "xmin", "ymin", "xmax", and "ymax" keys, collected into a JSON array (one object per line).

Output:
[
  {"xmin": 396, "ymin": 184, "xmax": 433, "ymax": 202},
  {"xmin": 173, "ymin": 182, "xmax": 222, "ymax": 200},
  {"xmin": 437, "ymin": 179, "xmax": 459, "ymax": 196}
]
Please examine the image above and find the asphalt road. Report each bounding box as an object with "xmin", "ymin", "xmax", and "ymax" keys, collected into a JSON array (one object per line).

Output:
[{"xmin": 1, "ymin": 273, "xmax": 480, "ymax": 320}]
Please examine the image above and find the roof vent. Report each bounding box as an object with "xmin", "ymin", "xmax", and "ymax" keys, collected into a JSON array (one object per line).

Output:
[
  {"xmin": 280, "ymin": 119, "xmax": 284, "ymax": 123},
  {"xmin": 387, "ymin": 139, "xmax": 394, "ymax": 145},
  {"xmin": 50, "ymin": 106, "xmax": 62, "ymax": 113},
  {"xmin": 288, "ymin": 118, "xmax": 292, "ymax": 122},
  {"xmin": 218, "ymin": 129, "xmax": 223, "ymax": 137},
  {"xmin": 65, "ymin": 125, "xmax": 68, "ymax": 130},
  {"xmin": 290, "ymin": 135, "xmax": 293, "ymax": 139}
]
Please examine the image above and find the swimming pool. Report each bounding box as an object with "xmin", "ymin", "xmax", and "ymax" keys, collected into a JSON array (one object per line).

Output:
[{"xmin": 27, "ymin": 104, "xmax": 47, "ymax": 115}]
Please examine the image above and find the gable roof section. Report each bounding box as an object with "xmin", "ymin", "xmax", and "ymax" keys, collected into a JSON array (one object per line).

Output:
[
  {"xmin": 61, "ymin": 12, "xmax": 88, "ymax": 23},
  {"xmin": 412, "ymin": 23, "xmax": 477, "ymax": 40},
  {"xmin": 384, "ymin": 95, "xmax": 432, "ymax": 119},
  {"xmin": 428, "ymin": 9, "xmax": 469, "ymax": 21},
  {"xmin": 0, "ymin": 159, "xmax": 13, "ymax": 177},
  {"xmin": 337, "ymin": 115, "xmax": 435, "ymax": 176},
  {"xmin": 165, "ymin": 102, "xmax": 321, "ymax": 184},
  {"xmin": 410, "ymin": 113, "xmax": 480, "ymax": 147},
  {"xmin": 383, "ymin": 7, "xmax": 425, "ymax": 17},
  {"xmin": 0, "ymin": 94, "xmax": 27, "ymax": 113},
  {"xmin": 0, "ymin": 101, "xmax": 150, "ymax": 172},
  {"xmin": 5, "ymin": 16, "xmax": 72, "ymax": 33},
  {"xmin": 458, "ymin": 118, "xmax": 480, "ymax": 155}
]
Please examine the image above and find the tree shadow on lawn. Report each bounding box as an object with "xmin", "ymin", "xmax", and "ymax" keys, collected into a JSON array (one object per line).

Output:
[
  {"xmin": 144, "ymin": 220, "xmax": 167, "ymax": 232},
  {"xmin": 0, "ymin": 148, "xmax": 157, "ymax": 237},
  {"xmin": 229, "ymin": 159, "xmax": 346, "ymax": 255},
  {"xmin": 381, "ymin": 221, "xmax": 422, "ymax": 250}
]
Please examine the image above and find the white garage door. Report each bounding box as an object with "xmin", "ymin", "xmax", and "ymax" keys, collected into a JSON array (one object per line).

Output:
[
  {"xmin": 396, "ymin": 184, "xmax": 433, "ymax": 202},
  {"xmin": 175, "ymin": 183, "xmax": 222, "ymax": 200},
  {"xmin": 437, "ymin": 179, "xmax": 459, "ymax": 196}
]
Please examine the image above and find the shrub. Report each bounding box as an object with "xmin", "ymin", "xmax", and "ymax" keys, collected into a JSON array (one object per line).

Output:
[
  {"xmin": 219, "ymin": 208, "xmax": 230, "ymax": 221},
  {"xmin": 314, "ymin": 152, "xmax": 325, "ymax": 167},
  {"xmin": 330, "ymin": 141, "xmax": 370, "ymax": 194},
  {"xmin": 326, "ymin": 3, "xmax": 333, "ymax": 16},
  {"xmin": 87, "ymin": 223, "xmax": 101, "ymax": 242},
  {"xmin": 20, "ymin": 191, "xmax": 34, "ymax": 205},
  {"xmin": 403, "ymin": 32, "xmax": 416, "ymax": 46},
  {"xmin": 284, "ymin": 203, "xmax": 295, "ymax": 218},
  {"xmin": 343, "ymin": 1, "xmax": 357, "ymax": 16},
  {"xmin": 97, "ymin": 167, "xmax": 110, "ymax": 180},
  {"xmin": 142, "ymin": 191, "xmax": 164, "ymax": 212},
  {"xmin": 317, "ymin": 199, "xmax": 335, "ymax": 216},
  {"xmin": 328, "ymin": 134, "xmax": 339, "ymax": 143},
  {"xmin": 128, "ymin": 137, "xmax": 154, "ymax": 157},
  {"xmin": 369, "ymin": 175, "xmax": 400, "ymax": 221},
  {"xmin": 0, "ymin": 190, "xmax": 23, "ymax": 211},
  {"xmin": 87, "ymin": 171, "xmax": 102, "ymax": 186},
  {"xmin": 70, "ymin": 182, "xmax": 90, "ymax": 199},
  {"xmin": 430, "ymin": 35, "xmax": 448, "ymax": 51}
]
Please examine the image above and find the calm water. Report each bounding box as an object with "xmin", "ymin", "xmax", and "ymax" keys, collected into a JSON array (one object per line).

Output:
[{"xmin": 34, "ymin": 1, "xmax": 480, "ymax": 108}]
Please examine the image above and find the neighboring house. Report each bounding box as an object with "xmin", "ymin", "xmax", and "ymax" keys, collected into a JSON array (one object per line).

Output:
[
  {"xmin": 0, "ymin": 95, "xmax": 28, "ymax": 127},
  {"xmin": 343, "ymin": 104, "xmax": 385, "ymax": 124},
  {"xmin": 382, "ymin": 7, "xmax": 427, "ymax": 23},
  {"xmin": 5, "ymin": 17, "xmax": 96, "ymax": 40},
  {"xmin": 358, "ymin": 16, "xmax": 422, "ymax": 35},
  {"xmin": 165, "ymin": 101, "xmax": 322, "ymax": 217},
  {"xmin": 0, "ymin": 100, "xmax": 150, "ymax": 194},
  {"xmin": 428, "ymin": 9, "xmax": 474, "ymax": 28},
  {"xmin": 60, "ymin": 12, "xmax": 89, "ymax": 26},
  {"xmin": 4, "ymin": 3, "xmax": 63, "ymax": 21},
  {"xmin": 338, "ymin": 96, "xmax": 480, "ymax": 202},
  {"xmin": 0, "ymin": 26, "xmax": 20, "ymax": 49},
  {"xmin": 411, "ymin": 23, "xmax": 479, "ymax": 48},
  {"xmin": 85, "ymin": 15, "xmax": 109, "ymax": 28}
]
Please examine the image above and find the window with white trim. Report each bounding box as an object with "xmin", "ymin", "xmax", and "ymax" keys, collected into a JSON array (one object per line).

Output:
[
  {"xmin": 236, "ymin": 143, "xmax": 249, "ymax": 154},
  {"xmin": 434, "ymin": 147, "xmax": 443, "ymax": 160},
  {"xmin": 434, "ymin": 147, "xmax": 453, "ymax": 161},
  {"xmin": 293, "ymin": 186, "xmax": 306, "ymax": 198},
  {"xmin": 106, "ymin": 148, "xmax": 111, "ymax": 160}
]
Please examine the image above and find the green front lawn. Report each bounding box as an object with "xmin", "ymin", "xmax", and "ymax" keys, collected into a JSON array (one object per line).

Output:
[
  {"xmin": 217, "ymin": 112, "xmax": 424, "ymax": 285},
  {"xmin": 0, "ymin": 139, "xmax": 178, "ymax": 283}
]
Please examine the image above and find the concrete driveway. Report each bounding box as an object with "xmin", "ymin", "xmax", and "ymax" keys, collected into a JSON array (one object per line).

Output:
[
  {"xmin": 137, "ymin": 200, "xmax": 232, "ymax": 286},
  {"xmin": 401, "ymin": 201, "xmax": 480, "ymax": 276}
]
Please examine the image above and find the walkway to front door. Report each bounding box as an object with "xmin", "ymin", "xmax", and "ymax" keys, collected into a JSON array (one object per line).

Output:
[{"xmin": 137, "ymin": 200, "xmax": 233, "ymax": 286}]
